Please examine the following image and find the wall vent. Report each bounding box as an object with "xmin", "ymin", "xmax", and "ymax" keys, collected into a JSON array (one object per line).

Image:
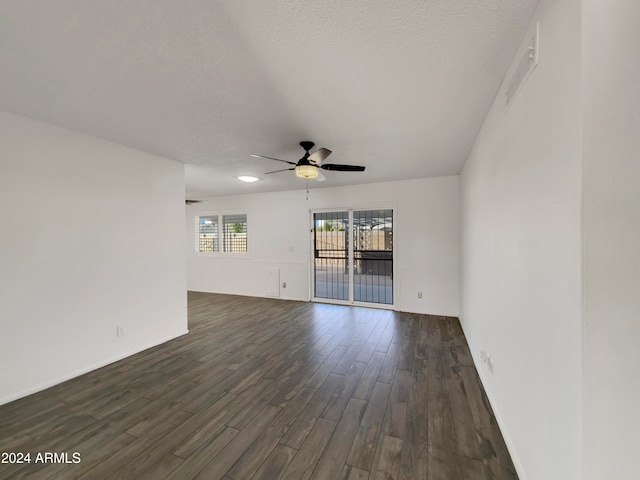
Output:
[
  {"xmin": 506, "ymin": 22, "xmax": 539, "ymax": 106},
  {"xmin": 265, "ymin": 268, "xmax": 280, "ymax": 297}
]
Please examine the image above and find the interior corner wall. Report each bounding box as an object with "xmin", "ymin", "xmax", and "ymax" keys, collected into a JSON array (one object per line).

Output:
[
  {"xmin": 459, "ymin": 0, "xmax": 583, "ymax": 478},
  {"xmin": 0, "ymin": 111, "xmax": 188, "ymax": 405},
  {"xmin": 582, "ymin": 1, "xmax": 640, "ymax": 478},
  {"xmin": 187, "ymin": 175, "xmax": 459, "ymax": 317}
]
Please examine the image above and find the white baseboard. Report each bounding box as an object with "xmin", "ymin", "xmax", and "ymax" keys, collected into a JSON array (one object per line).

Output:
[
  {"xmin": 0, "ymin": 329, "xmax": 189, "ymax": 407},
  {"xmin": 459, "ymin": 320, "xmax": 528, "ymax": 480}
]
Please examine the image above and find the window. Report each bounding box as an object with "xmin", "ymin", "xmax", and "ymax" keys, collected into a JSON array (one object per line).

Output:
[
  {"xmin": 198, "ymin": 215, "xmax": 218, "ymax": 252},
  {"xmin": 197, "ymin": 213, "xmax": 248, "ymax": 254},
  {"xmin": 222, "ymin": 214, "xmax": 248, "ymax": 252}
]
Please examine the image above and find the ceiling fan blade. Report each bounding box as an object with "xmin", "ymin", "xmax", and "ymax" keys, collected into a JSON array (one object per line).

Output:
[
  {"xmin": 320, "ymin": 164, "xmax": 366, "ymax": 172},
  {"xmin": 264, "ymin": 168, "xmax": 295, "ymax": 174},
  {"xmin": 250, "ymin": 154, "xmax": 296, "ymax": 166},
  {"xmin": 308, "ymin": 148, "xmax": 332, "ymax": 164},
  {"xmin": 315, "ymin": 171, "xmax": 326, "ymax": 182}
]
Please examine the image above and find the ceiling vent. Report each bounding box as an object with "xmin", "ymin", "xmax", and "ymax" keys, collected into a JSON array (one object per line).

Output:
[{"xmin": 506, "ymin": 22, "xmax": 539, "ymax": 106}]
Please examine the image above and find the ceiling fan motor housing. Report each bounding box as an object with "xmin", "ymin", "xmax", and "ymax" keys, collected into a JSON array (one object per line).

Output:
[{"xmin": 299, "ymin": 141, "xmax": 315, "ymax": 152}]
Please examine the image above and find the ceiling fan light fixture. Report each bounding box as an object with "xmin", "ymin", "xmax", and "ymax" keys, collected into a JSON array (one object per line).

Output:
[
  {"xmin": 295, "ymin": 164, "xmax": 319, "ymax": 179},
  {"xmin": 237, "ymin": 175, "xmax": 260, "ymax": 183}
]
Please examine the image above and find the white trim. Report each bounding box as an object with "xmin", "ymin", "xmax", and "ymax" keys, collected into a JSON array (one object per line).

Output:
[
  {"xmin": 348, "ymin": 209, "xmax": 355, "ymax": 303},
  {"xmin": 195, "ymin": 212, "xmax": 219, "ymax": 253},
  {"xmin": 312, "ymin": 297, "xmax": 352, "ymax": 307},
  {"xmin": 352, "ymin": 300, "xmax": 395, "ymax": 310},
  {"xmin": 0, "ymin": 330, "xmax": 189, "ymax": 407},
  {"xmin": 311, "ymin": 299, "xmax": 397, "ymax": 311},
  {"xmin": 459, "ymin": 318, "xmax": 528, "ymax": 480}
]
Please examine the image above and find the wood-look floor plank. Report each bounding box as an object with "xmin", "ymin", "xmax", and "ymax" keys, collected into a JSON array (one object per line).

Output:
[
  {"xmin": 172, "ymin": 392, "xmax": 239, "ymax": 459},
  {"xmin": 180, "ymin": 372, "xmax": 237, "ymax": 413},
  {"xmin": 269, "ymin": 354, "xmax": 327, "ymax": 407},
  {"xmin": 0, "ymin": 292, "xmax": 518, "ymax": 480},
  {"xmin": 224, "ymin": 377, "xmax": 275, "ymax": 428},
  {"xmin": 340, "ymin": 465, "xmax": 370, "ymax": 480},
  {"xmin": 281, "ymin": 373, "xmax": 343, "ymax": 449},
  {"xmin": 459, "ymin": 365, "xmax": 518, "ymax": 479},
  {"xmin": 374, "ymin": 319, "xmax": 397, "ymax": 353},
  {"xmin": 382, "ymin": 368, "xmax": 411, "ymax": 439},
  {"xmin": 310, "ymin": 397, "xmax": 368, "ymax": 480},
  {"xmin": 427, "ymin": 391, "xmax": 459, "ymax": 480},
  {"xmin": 352, "ymin": 351, "xmax": 386, "ymax": 400},
  {"xmin": 250, "ymin": 444, "xmax": 297, "ymax": 480},
  {"xmin": 321, "ymin": 361, "xmax": 367, "ymax": 422},
  {"xmin": 397, "ymin": 334, "xmax": 417, "ymax": 372},
  {"xmin": 354, "ymin": 340, "xmax": 377, "ymax": 364},
  {"xmin": 46, "ymin": 432, "xmax": 137, "ymax": 480},
  {"xmin": 305, "ymin": 345, "xmax": 348, "ymax": 389},
  {"xmin": 371, "ymin": 434, "xmax": 403, "ymax": 480},
  {"xmin": 347, "ymin": 382, "xmax": 393, "ymax": 470},
  {"xmin": 137, "ymin": 453, "xmax": 183, "ymax": 480},
  {"xmin": 280, "ymin": 417, "xmax": 336, "ymax": 480},
  {"xmin": 446, "ymin": 357, "xmax": 483, "ymax": 461},
  {"xmin": 333, "ymin": 339, "xmax": 366, "ymax": 375},
  {"xmin": 226, "ymin": 387, "xmax": 315, "ymax": 479},
  {"xmin": 377, "ymin": 341, "xmax": 402, "ymax": 385},
  {"xmin": 193, "ymin": 404, "xmax": 281, "ymax": 480},
  {"xmin": 78, "ymin": 410, "xmax": 192, "ymax": 480},
  {"xmin": 165, "ymin": 427, "xmax": 239, "ymax": 480},
  {"xmin": 455, "ymin": 455, "xmax": 490, "ymax": 480},
  {"xmin": 398, "ymin": 357, "xmax": 428, "ymax": 480}
]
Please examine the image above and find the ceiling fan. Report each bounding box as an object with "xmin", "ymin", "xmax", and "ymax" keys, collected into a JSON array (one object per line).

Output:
[{"xmin": 251, "ymin": 141, "xmax": 365, "ymax": 180}]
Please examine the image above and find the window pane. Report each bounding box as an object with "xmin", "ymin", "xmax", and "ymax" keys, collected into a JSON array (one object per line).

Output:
[
  {"xmin": 353, "ymin": 209, "xmax": 393, "ymax": 304},
  {"xmin": 222, "ymin": 214, "xmax": 247, "ymax": 252},
  {"xmin": 198, "ymin": 215, "xmax": 218, "ymax": 252},
  {"xmin": 313, "ymin": 211, "xmax": 349, "ymax": 301}
]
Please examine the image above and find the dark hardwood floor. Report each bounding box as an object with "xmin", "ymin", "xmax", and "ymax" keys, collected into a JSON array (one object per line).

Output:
[{"xmin": 0, "ymin": 292, "xmax": 517, "ymax": 479}]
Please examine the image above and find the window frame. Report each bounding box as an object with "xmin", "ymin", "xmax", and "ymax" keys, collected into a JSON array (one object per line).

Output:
[
  {"xmin": 221, "ymin": 213, "xmax": 248, "ymax": 253},
  {"xmin": 196, "ymin": 214, "xmax": 220, "ymax": 253},
  {"xmin": 195, "ymin": 212, "xmax": 250, "ymax": 257}
]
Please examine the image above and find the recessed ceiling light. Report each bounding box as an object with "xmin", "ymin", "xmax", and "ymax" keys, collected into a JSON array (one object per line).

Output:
[{"xmin": 237, "ymin": 175, "xmax": 260, "ymax": 183}]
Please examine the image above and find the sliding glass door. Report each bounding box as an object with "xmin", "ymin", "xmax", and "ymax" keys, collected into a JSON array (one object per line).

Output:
[
  {"xmin": 313, "ymin": 209, "xmax": 393, "ymax": 306},
  {"xmin": 353, "ymin": 209, "xmax": 393, "ymax": 304},
  {"xmin": 313, "ymin": 211, "xmax": 349, "ymax": 301}
]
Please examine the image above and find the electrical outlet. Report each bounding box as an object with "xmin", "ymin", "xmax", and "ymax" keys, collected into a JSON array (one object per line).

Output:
[
  {"xmin": 480, "ymin": 351, "xmax": 493, "ymax": 372},
  {"xmin": 417, "ymin": 291, "xmax": 422, "ymax": 299},
  {"xmin": 116, "ymin": 326, "xmax": 125, "ymax": 337},
  {"xmin": 282, "ymin": 282, "xmax": 287, "ymax": 288}
]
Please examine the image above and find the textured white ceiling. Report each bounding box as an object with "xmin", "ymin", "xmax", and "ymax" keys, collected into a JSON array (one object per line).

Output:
[{"xmin": 0, "ymin": 0, "xmax": 538, "ymax": 197}]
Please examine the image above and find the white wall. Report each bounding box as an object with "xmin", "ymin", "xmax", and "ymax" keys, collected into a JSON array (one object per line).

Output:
[
  {"xmin": 187, "ymin": 176, "xmax": 459, "ymax": 316},
  {"xmin": 460, "ymin": 0, "xmax": 583, "ymax": 478},
  {"xmin": 582, "ymin": 1, "xmax": 640, "ymax": 478},
  {"xmin": 0, "ymin": 112, "xmax": 188, "ymax": 405}
]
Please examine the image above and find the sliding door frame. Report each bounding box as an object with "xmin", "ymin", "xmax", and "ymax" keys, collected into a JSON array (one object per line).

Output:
[{"xmin": 309, "ymin": 206, "xmax": 395, "ymax": 310}]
